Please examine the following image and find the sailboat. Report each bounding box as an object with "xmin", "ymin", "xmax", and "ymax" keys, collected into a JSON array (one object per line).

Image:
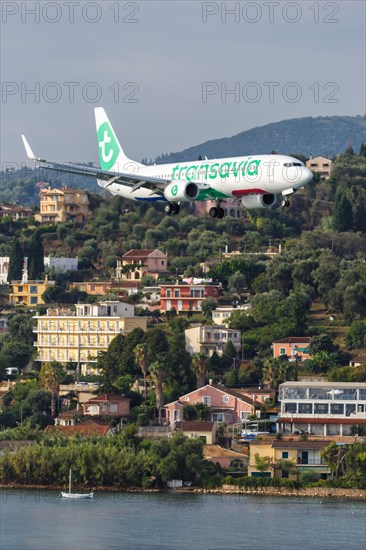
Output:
[{"xmin": 61, "ymin": 469, "xmax": 94, "ymax": 499}]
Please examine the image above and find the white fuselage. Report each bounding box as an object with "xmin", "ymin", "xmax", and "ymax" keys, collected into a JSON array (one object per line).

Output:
[{"xmin": 99, "ymin": 154, "xmax": 313, "ymax": 202}]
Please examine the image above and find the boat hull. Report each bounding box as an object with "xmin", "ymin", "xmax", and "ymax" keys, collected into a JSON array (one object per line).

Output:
[{"xmin": 61, "ymin": 492, "xmax": 94, "ymax": 499}]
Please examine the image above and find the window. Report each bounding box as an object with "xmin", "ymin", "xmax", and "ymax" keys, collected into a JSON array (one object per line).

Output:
[
  {"xmin": 30, "ymin": 297, "xmax": 37, "ymax": 304},
  {"xmin": 30, "ymin": 286, "xmax": 37, "ymax": 294},
  {"xmin": 202, "ymin": 396, "xmax": 211, "ymax": 406},
  {"xmin": 226, "ymin": 414, "xmax": 232, "ymax": 422},
  {"xmin": 166, "ymin": 289, "xmax": 171, "ymax": 298},
  {"xmin": 174, "ymin": 290, "xmax": 180, "ymax": 298},
  {"xmin": 346, "ymin": 404, "xmax": 356, "ymax": 416},
  {"xmin": 299, "ymin": 403, "xmax": 313, "ymax": 414},
  {"xmin": 314, "ymin": 403, "xmax": 329, "ymax": 414},
  {"xmin": 280, "ymin": 348, "xmax": 286, "ymax": 355},
  {"xmin": 223, "ymin": 395, "xmax": 229, "ymax": 403},
  {"xmin": 109, "ymin": 404, "xmax": 117, "ymax": 413},
  {"xmin": 284, "ymin": 403, "xmax": 297, "ymax": 413},
  {"xmin": 18, "ymin": 286, "xmax": 23, "ymax": 292},
  {"xmin": 330, "ymin": 403, "xmax": 344, "ymax": 415},
  {"xmin": 211, "ymin": 413, "xmax": 224, "ymax": 422},
  {"xmin": 282, "ymin": 452, "xmax": 289, "ymax": 459}
]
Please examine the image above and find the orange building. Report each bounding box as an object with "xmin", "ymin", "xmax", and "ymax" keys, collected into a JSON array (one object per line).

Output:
[
  {"xmin": 272, "ymin": 337, "xmax": 311, "ymax": 361},
  {"xmin": 160, "ymin": 283, "xmax": 222, "ymax": 313},
  {"xmin": 36, "ymin": 187, "xmax": 90, "ymax": 224}
]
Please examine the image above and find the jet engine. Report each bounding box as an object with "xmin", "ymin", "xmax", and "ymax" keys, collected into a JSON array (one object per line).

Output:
[
  {"xmin": 164, "ymin": 181, "xmax": 200, "ymax": 202},
  {"xmin": 241, "ymin": 193, "xmax": 276, "ymax": 209}
]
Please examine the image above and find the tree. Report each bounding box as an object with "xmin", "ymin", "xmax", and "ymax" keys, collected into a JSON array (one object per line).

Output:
[
  {"xmin": 333, "ymin": 192, "xmax": 353, "ymax": 232},
  {"xmin": 262, "ymin": 358, "xmax": 290, "ymax": 391},
  {"xmin": 7, "ymin": 238, "xmax": 24, "ymax": 282},
  {"xmin": 0, "ymin": 341, "xmax": 33, "ymax": 375},
  {"xmin": 191, "ymin": 353, "xmax": 209, "ymax": 389},
  {"xmin": 254, "ymin": 453, "xmax": 271, "ymax": 473},
  {"xmin": 134, "ymin": 343, "xmax": 148, "ymax": 400},
  {"xmin": 27, "ymin": 231, "xmax": 44, "ymax": 280},
  {"xmin": 143, "ymin": 328, "xmax": 169, "ymax": 364},
  {"xmin": 150, "ymin": 355, "xmax": 169, "ymax": 425},
  {"xmin": 200, "ymin": 298, "xmax": 218, "ymax": 320},
  {"xmin": 39, "ymin": 361, "xmax": 63, "ymax": 418}
]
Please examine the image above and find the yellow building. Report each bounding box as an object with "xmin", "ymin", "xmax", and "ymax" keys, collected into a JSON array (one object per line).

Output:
[
  {"xmin": 36, "ymin": 187, "xmax": 91, "ymax": 224},
  {"xmin": 248, "ymin": 440, "xmax": 331, "ymax": 479},
  {"xmin": 10, "ymin": 278, "xmax": 55, "ymax": 306},
  {"xmin": 306, "ymin": 156, "xmax": 333, "ymax": 179},
  {"xmin": 33, "ymin": 301, "xmax": 147, "ymax": 375}
]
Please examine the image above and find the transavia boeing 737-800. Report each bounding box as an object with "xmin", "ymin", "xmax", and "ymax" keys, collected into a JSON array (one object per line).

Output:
[{"xmin": 22, "ymin": 107, "xmax": 313, "ymax": 218}]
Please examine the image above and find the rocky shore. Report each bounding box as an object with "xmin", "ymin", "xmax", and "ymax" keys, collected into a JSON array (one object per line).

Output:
[{"xmin": 1, "ymin": 483, "xmax": 365, "ymax": 499}]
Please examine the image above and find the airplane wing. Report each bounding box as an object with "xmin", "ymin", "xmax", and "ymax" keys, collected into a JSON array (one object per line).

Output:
[{"xmin": 21, "ymin": 135, "xmax": 169, "ymax": 197}]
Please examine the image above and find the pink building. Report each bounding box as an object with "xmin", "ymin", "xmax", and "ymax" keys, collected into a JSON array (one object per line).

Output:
[
  {"xmin": 83, "ymin": 394, "xmax": 130, "ymax": 417},
  {"xmin": 116, "ymin": 249, "xmax": 168, "ymax": 280},
  {"xmin": 272, "ymin": 337, "xmax": 311, "ymax": 361},
  {"xmin": 164, "ymin": 384, "xmax": 264, "ymax": 426}
]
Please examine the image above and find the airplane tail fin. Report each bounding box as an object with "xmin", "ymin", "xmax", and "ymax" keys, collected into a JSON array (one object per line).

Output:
[{"xmin": 94, "ymin": 107, "xmax": 144, "ymax": 172}]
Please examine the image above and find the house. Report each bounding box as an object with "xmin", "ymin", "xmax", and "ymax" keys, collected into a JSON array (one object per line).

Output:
[
  {"xmin": 69, "ymin": 280, "xmax": 142, "ymax": 297},
  {"xmin": 185, "ymin": 324, "xmax": 241, "ymax": 356},
  {"xmin": 204, "ymin": 445, "xmax": 248, "ymax": 469},
  {"xmin": 45, "ymin": 420, "xmax": 113, "ymax": 437},
  {"xmin": 83, "ymin": 394, "xmax": 130, "ymax": 417},
  {"xmin": 248, "ymin": 439, "xmax": 332, "ymax": 479},
  {"xmin": 55, "ymin": 409, "xmax": 83, "ymax": 426},
  {"xmin": 164, "ymin": 383, "xmax": 263, "ymax": 426},
  {"xmin": 212, "ymin": 305, "xmax": 251, "ymax": 325},
  {"xmin": 116, "ymin": 249, "xmax": 168, "ymax": 281},
  {"xmin": 36, "ymin": 187, "xmax": 91, "ymax": 224},
  {"xmin": 175, "ymin": 421, "xmax": 217, "ymax": 444},
  {"xmin": 10, "ymin": 277, "xmax": 55, "ymax": 306},
  {"xmin": 278, "ymin": 381, "xmax": 366, "ymax": 436},
  {"xmin": 160, "ymin": 283, "xmax": 222, "ymax": 313},
  {"xmin": 0, "ymin": 203, "xmax": 34, "ymax": 221},
  {"xmin": 33, "ymin": 301, "xmax": 147, "ymax": 374},
  {"xmin": 306, "ymin": 156, "xmax": 333, "ymax": 179},
  {"xmin": 44, "ymin": 257, "xmax": 78, "ymax": 273},
  {"xmin": 272, "ymin": 337, "xmax": 311, "ymax": 361}
]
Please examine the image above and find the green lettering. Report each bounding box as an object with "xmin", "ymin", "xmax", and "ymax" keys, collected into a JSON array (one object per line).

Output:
[
  {"xmin": 186, "ymin": 165, "xmax": 198, "ymax": 181},
  {"xmin": 209, "ymin": 163, "xmax": 219, "ymax": 179},
  {"xmin": 247, "ymin": 159, "xmax": 261, "ymax": 176},
  {"xmin": 232, "ymin": 161, "xmax": 242, "ymax": 177},
  {"xmin": 179, "ymin": 166, "xmax": 187, "ymax": 179},
  {"xmin": 171, "ymin": 165, "xmax": 180, "ymax": 180},
  {"xmin": 241, "ymin": 159, "xmax": 249, "ymax": 176},
  {"xmin": 219, "ymin": 162, "xmax": 231, "ymax": 178}
]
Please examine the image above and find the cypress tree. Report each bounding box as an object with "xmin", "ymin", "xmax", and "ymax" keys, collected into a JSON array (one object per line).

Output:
[
  {"xmin": 333, "ymin": 192, "xmax": 353, "ymax": 232},
  {"xmin": 28, "ymin": 231, "xmax": 45, "ymax": 280},
  {"xmin": 7, "ymin": 238, "xmax": 24, "ymax": 282}
]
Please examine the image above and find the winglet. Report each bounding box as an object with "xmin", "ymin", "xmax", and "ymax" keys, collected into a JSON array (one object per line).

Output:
[{"xmin": 21, "ymin": 135, "xmax": 39, "ymax": 161}]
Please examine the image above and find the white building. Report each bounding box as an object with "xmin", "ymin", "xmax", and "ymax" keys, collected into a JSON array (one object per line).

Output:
[
  {"xmin": 44, "ymin": 257, "xmax": 78, "ymax": 273},
  {"xmin": 278, "ymin": 381, "xmax": 366, "ymax": 436},
  {"xmin": 0, "ymin": 256, "xmax": 78, "ymax": 284},
  {"xmin": 212, "ymin": 305, "xmax": 251, "ymax": 325},
  {"xmin": 185, "ymin": 324, "xmax": 241, "ymax": 356}
]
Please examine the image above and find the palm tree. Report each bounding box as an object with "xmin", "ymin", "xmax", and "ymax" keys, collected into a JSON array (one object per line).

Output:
[
  {"xmin": 39, "ymin": 362, "xmax": 61, "ymax": 418},
  {"xmin": 192, "ymin": 353, "xmax": 209, "ymax": 389},
  {"xmin": 134, "ymin": 343, "xmax": 148, "ymax": 400},
  {"xmin": 149, "ymin": 358, "xmax": 168, "ymax": 425}
]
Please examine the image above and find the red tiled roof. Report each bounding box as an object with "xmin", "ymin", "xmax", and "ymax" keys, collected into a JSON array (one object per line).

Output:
[
  {"xmin": 176, "ymin": 421, "xmax": 215, "ymax": 431},
  {"xmin": 122, "ymin": 249, "xmax": 155, "ymax": 258},
  {"xmin": 45, "ymin": 422, "xmax": 111, "ymax": 436},
  {"xmin": 277, "ymin": 417, "xmax": 366, "ymax": 425},
  {"xmin": 211, "ymin": 385, "xmax": 262, "ymax": 408},
  {"xmin": 273, "ymin": 337, "xmax": 311, "ymax": 344},
  {"xmin": 56, "ymin": 409, "xmax": 83, "ymax": 420},
  {"xmin": 85, "ymin": 394, "xmax": 130, "ymax": 404}
]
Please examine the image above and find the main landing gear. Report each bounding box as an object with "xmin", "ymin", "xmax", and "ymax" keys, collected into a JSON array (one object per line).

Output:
[
  {"xmin": 164, "ymin": 202, "xmax": 180, "ymax": 215},
  {"xmin": 281, "ymin": 198, "xmax": 290, "ymax": 208},
  {"xmin": 209, "ymin": 203, "xmax": 225, "ymax": 218}
]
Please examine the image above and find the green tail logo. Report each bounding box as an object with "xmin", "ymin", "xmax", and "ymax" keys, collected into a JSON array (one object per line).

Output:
[{"xmin": 97, "ymin": 122, "xmax": 119, "ymax": 170}]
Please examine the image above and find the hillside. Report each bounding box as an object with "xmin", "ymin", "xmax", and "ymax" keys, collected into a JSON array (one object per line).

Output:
[{"xmin": 154, "ymin": 115, "xmax": 366, "ymax": 164}]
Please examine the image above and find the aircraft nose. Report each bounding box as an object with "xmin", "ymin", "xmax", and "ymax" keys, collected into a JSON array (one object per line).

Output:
[{"xmin": 302, "ymin": 167, "xmax": 313, "ymax": 184}]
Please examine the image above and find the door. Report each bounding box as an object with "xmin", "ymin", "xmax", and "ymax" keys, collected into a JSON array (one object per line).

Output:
[{"xmin": 301, "ymin": 451, "xmax": 309, "ymax": 465}]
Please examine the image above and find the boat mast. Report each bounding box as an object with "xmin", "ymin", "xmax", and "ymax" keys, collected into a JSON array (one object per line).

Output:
[{"xmin": 69, "ymin": 468, "xmax": 72, "ymax": 496}]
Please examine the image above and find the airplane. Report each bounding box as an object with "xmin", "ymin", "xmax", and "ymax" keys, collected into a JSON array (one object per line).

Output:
[{"xmin": 22, "ymin": 107, "xmax": 313, "ymax": 218}]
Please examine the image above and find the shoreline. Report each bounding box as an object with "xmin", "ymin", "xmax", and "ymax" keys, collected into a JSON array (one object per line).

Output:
[{"xmin": 1, "ymin": 484, "xmax": 365, "ymax": 499}]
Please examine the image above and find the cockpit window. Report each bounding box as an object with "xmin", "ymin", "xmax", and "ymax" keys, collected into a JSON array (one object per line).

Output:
[{"xmin": 284, "ymin": 162, "xmax": 303, "ymax": 167}]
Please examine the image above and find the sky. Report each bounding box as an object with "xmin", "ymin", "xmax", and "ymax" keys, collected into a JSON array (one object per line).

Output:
[{"xmin": 1, "ymin": 0, "xmax": 365, "ymax": 167}]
